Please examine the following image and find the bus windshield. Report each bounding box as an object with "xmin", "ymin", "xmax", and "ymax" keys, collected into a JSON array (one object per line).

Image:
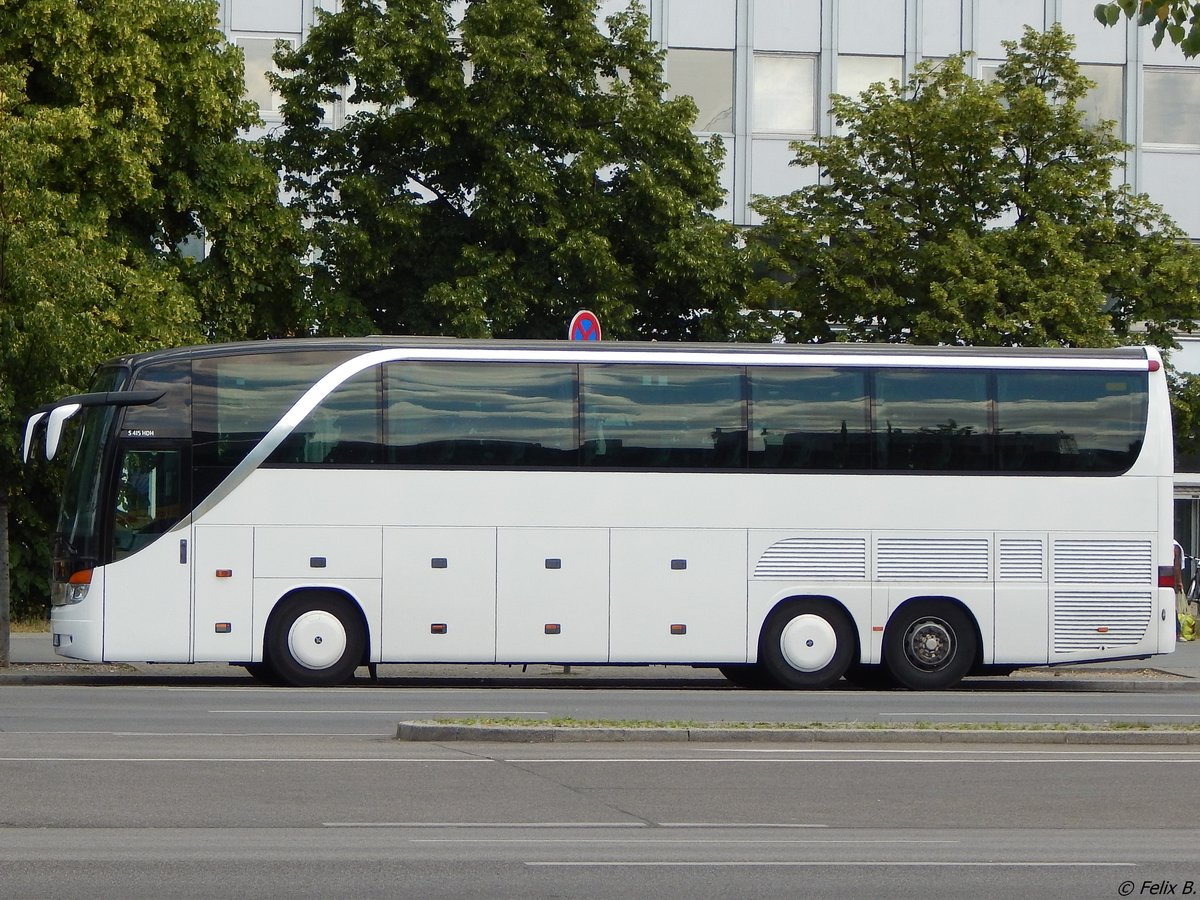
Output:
[{"xmin": 55, "ymin": 367, "xmax": 128, "ymax": 567}]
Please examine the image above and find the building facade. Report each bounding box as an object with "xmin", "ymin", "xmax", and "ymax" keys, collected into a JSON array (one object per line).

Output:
[{"xmin": 220, "ymin": 0, "xmax": 1200, "ymax": 230}]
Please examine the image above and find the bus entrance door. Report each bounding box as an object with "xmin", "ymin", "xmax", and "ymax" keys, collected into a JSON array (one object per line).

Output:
[{"xmin": 102, "ymin": 441, "xmax": 192, "ymax": 662}]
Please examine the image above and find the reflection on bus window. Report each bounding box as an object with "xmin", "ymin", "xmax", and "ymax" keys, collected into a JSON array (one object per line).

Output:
[
  {"xmin": 269, "ymin": 369, "xmax": 382, "ymax": 466},
  {"xmin": 386, "ymin": 363, "xmax": 577, "ymax": 467},
  {"xmin": 749, "ymin": 367, "xmax": 868, "ymax": 469},
  {"xmin": 996, "ymin": 371, "xmax": 1146, "ymax": 472},
  {"xmin": 875, "ymin": 369, "xmax": 991, "ymax": 471},
  {"xmin": 581, "ymin": 365, "xmax": 746, "ymax": 468},
  {"xmin": 112, "ymin": 449, "xmax": 183, "ymax": 560}
]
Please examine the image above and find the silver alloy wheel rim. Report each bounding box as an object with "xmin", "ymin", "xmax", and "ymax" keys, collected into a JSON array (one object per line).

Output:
[
  {"xmin": 778, "ymin": 614, "xmax": 838, "ymax": 672},
  {"xmin": 903, "ymin": 617, "xmax": 955, "ymax": 670},
  {"xmin": 287, "ymin": 610, "xmax": 348, "ymax": 671}
]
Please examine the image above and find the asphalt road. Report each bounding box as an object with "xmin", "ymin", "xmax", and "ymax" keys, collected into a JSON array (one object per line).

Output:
[
  {"xmin": 0, "ymin": 732, "xmax": 1196, "ymax": 899},
  {"xmin": 4, "ymin": 637, "xmax": 1199, "ymax": 898}
]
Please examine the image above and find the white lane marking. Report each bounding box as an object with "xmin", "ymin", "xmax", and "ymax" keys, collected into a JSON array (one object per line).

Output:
[
  {"xmin": 325, "ymin": 822, "xmax": 648, "ymax": 829},
  {"xmin": 0, "ymin": 731, "xmax": 381, "ymax": 738},
  {"xmin": 0, "ymin": 757, "xmax": 494, "ymax": 763},
  {"xmin": 697, "ymin": 748, "xmax": 1200, "ymax": 755},
  {"xmin": 3, "ymin": 754, "xmax": 1190, "ymax": 765},
  {"xmin": 524, "ymin": 861, "xmax": 1136, "ymax": 868},
  {"xmin": 883, "ymin": 712, "xmax": 1200, "ymax": 719},
  {"xmin": 500, "ymin": 757, "xmax": 1200, "ymax": 764},
  {"xmin": 658, "ymin": 823, "xmax": 827, "ymax": 828},
  {"xmin": 209, "ymin": 709, "xmax": 548, "ymax": 715},
  {"xmin": 415, "ymin": 839, "xmax": 955, "ymax": 845}
]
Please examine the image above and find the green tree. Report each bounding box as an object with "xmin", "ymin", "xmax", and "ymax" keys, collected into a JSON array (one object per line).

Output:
[
  {"xmin": 747, "ymin": 25, "xmax": 1200, "ymax": 348},
  {"xmin": 266, "ymin": 0, "xmax": 748, "ymax": 341},
  {"xmin": 0, "ymin": 0, "xmax": 306, "ymax": 651},
  {"xmin": 1169, "ymin": 369, "xmax": 1200, "ymax": 470},
  {"xmin": 1095, "ymin": 1, "xmax": 1200, "ymax": 57}
]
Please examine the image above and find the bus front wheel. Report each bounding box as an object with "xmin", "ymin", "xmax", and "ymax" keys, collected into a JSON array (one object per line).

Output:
[
  {"xmin": 883, "ymin": 600, "xmax": 978, "ymax": 691},
  {"xmin": 759, "ymin": 599, "xmax": 855, "ymax": 690},
  {"xmin": 266, "ymin": 593, "xmax": 365, "ymax": 687}
]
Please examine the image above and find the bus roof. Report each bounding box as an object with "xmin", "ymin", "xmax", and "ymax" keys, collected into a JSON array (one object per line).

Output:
[{"xmin": 106, "ymin": 337, "xmax": 1155, "ymax": 372}]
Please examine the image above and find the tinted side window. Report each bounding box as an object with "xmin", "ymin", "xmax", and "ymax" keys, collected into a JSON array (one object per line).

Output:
[
  {"xmin": 193, "ymin": 351, "xmax": 355, "ymax": 469},
  {"xmin": 581, "ymin": 365, "xmax": 746, "ymax": 468},
  {"xmin": 112, "ymin": 448, "xmax": 185, "ymax": 561},
  {"xmin": 386, "ymin": 363, "xmax": 577, "ymax": 467},
  {"xmin": 749, "ymin": 367, "xmax": 869, "ymax": 469},
  {"xmin": 996, "ymin": 371, "xmax": 1147, "ymax": 473},
  {"xmin": 874, "ymin": 369, "xmax": 991, "ymax": 471},
  {"xmin": 268, "ymin": 369, "xmax": 382, "ymax": 466},
  {"xmin": 122, "ymin": 361, "xmax": 192, "ymax": 439}
]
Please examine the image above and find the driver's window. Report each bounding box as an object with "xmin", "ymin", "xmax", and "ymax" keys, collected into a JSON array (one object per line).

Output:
[{"xmin": 113, "ymin": 449, "xmax": 183, "ymax": 560}]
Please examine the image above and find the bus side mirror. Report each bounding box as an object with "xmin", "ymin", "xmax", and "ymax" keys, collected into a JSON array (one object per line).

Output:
[
  {"xmin": 45, "ymin": 404, "xmax": 83, "ymax": 460},
  {"xmin": 22, "ymin": 412, "xmax": 47, "ymax": 463}
]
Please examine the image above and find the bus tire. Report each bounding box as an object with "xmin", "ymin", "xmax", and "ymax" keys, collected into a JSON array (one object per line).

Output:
[
  {"xmin": 883, "ymin": 599, "xmax": 978, "ymax": 691},
  {"xmin": 717, "ymin": 663, "xmax": 776, "ymax": 689},
  {"xmin": 758, "ymin": 599, "xmax": 855, "ymax": 690},
  {"xmin": 266, "ymin": 592, "xmax": 365, "ymax": 687}
]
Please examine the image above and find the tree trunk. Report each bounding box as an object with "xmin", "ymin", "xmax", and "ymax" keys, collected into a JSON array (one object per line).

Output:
[{"xmin": 0, "ymin": 497, "xmax": 9, "ymax": 668}]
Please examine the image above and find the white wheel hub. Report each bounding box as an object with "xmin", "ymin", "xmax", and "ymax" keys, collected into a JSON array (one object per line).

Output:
[
  {"xmin": 779, "ymin": 614, "xmax": 838, "ymax": 672},
  {"xmin": 288, "ymin": 610, "xmax": 348, "ymax": 671}
]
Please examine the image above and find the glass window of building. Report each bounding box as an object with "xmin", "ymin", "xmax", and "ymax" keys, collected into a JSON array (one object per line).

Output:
[
  {"xmin": 1144, "ymin": 68, "xmax": 1200, "ymax": 145},
  {"xmin": 1077, "ymin": 64, "xmax": 1125, "ymax": 135},
  {"xmin": 237, "ymin": 37, "xmax": 294, "ymax": 113},
  {"xmin": 836, "ymin": 55, "xmax": 904, "ymax": 101},
  {"xmin": 665, "ymin": 48, "xmax": 735, "ymax": 132},
  {"xmin": 753, "ymin": 54, "xmax": 817, "ymax": 134}
]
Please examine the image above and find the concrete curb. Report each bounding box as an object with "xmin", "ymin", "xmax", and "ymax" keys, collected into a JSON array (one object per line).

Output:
[
  {"xmin": 394, "ymin": 720, "xmax": 1200, "ymax": 745},
  {"xmin": 0, "ymin": 667, "xmax": 1197, "ymax": 692}
]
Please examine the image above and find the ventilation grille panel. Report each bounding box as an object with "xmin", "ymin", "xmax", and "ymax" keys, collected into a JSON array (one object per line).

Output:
[
  {"xmin": 999, "ymin": 540, "xmax": 1045, "ymax": 582},
  {"xmin": 876, "ymin": 538, "xmax": 989, "ymax": 581},
  {"xmin": 1052, "ymin": 540, "xmax": 1152, "ymax": 585},
  {"xmin": 753, "ymin": 537, "xmax": 868, "ymax": 580},
  {"xmin": 1052, "ymin": 591, "xmax": 1152, "ymax": 652}
]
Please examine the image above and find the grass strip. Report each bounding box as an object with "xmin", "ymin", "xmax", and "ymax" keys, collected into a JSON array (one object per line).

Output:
[
  {"xmin": 433, "ymin": 717, "xmax": 1200, "ymax": 733},
  {"xmin": 7, "ymin": 617, "xmax": 50, "ymax": 634}
]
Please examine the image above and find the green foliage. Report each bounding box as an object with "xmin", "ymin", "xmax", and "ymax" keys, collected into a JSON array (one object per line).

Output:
[
  {"xmin": 0, "ymin": 0, "xmax": 305, "ymax": 617},
  {"xmin": 266, "ymin": 0, "xmax": 749, "ymax": 341},
  {"xmin": 1169, "ymin": 369, "xmax": 1200, "ymax": 470},
  {"xmin": 748, "ymin": 26, "xmax": 1200, "ymax": 348},
  {"xmin": 1095, "ymin": 2, "xmax": 1200, "ymax": 57}
]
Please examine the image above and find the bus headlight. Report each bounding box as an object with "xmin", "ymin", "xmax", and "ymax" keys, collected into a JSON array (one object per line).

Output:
[{"xmin": 51, "ymin": 569, "xmax": 92, "ymax": 606}]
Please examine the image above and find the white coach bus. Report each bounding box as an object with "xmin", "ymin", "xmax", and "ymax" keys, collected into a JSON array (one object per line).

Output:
[{"xmin": 23, "ymin": 338, "xmax": 1176, "ymax": 689}]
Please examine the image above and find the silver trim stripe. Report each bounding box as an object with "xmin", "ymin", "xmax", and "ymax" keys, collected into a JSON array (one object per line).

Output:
[{"xmin": 180, "ymin": 346, "xmax": 1154, "ymax": 528}]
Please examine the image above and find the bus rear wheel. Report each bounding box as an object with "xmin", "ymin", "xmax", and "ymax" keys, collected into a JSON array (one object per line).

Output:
[
  {"xmin": 883, "ymin": 600, "xmax": 977, "ymax": 691},
  {"xmin": 759, "ymin": 599, "xmax": 855, "ymax": 690},
  {"xmin": 266, "ymin": 593, "xmax": 365, "ymax": 687}
]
